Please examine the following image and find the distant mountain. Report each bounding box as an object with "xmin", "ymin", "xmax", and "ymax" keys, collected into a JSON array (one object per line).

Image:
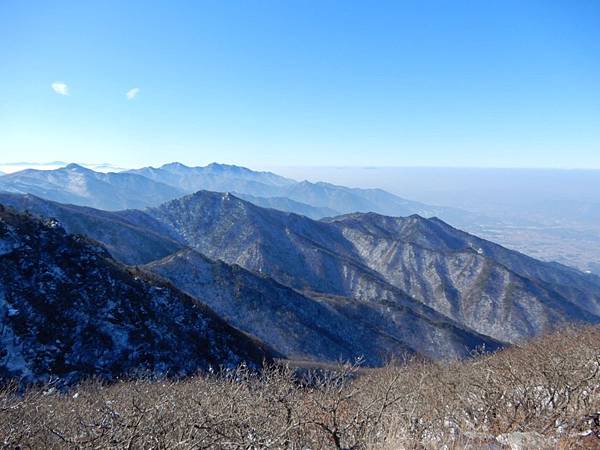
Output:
[
  {"xmin": 127, "ymin": 162, "xmax": 295, "ymax": 195},
  {"xmin": 0, "ymin": 162, "xmax": 127, "ymax": 174},
  {"xmin": 0, "ymin": 206, "xmax": 273, "ymax": 384},
  {"xmin": 0, "ymin": 162, "xmax": 487, "ymax": 226},
  {"xmin": 0, "ymin": 164, "xmax": 184, "ymax": 210},
  {"xmin": 129, "ymin": 162, "xmax": 484, "ymax": 225},
  {"xmin": 279, "ymin": 180, "xmax": 465, "ymax": 220},
  {"xmin": 5, "ymin": 162, "xmax": 596, "ymax": 277},
  {"xmin": 233, "ymin": 192, "xmax": 338, "ymax": 219},
  {"xmin": 148, "ymin": 191, "xmax": 600, "ymax": 344},
  {"xmin": 274, "ymin": 166, "xmax": 600, "ymax": 275}
]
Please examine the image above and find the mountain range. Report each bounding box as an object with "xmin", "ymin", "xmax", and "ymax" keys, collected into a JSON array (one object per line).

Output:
[
  {"xmin": 0, "ymin": 162, "xmax": 484, "ymax": 227},
  {"xmin": 1, "ymin": 162, "xmax": 600, "ymax": 383},
  {"xmin": 0, "ymin": 192, "xmax": 503, "ymax": 364},
  {"xmin": 0, "ymin": 164, "xmax": 182, "ymax": 210},
  {"xmin": 128, "ymin": 163, "xmax": 487, "ymax": 227}
]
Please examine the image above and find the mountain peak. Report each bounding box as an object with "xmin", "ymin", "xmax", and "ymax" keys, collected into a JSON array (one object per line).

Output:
[
  {"xmin": 63, "ymin": 163, "xmax": 91, "ymax": 171},
  {"xmin": 160, "ymin": 162, "xmax": 190, "ymax": 170},
  {"xmin": 174, "ymin": 189, "xmax": 247, "ymax": 207},
  {"xmin": 407, "ymin": 213, "xmax": 428, "ymax": 221}
]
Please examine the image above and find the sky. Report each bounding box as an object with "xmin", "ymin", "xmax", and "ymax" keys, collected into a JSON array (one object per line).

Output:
[{"xmin": 1, "ymin": 0, "xmax": 599, "ymax": 169}]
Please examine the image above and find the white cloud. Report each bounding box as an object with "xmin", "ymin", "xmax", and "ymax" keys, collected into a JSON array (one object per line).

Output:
[
  {"xmin": 126, "ymin": 87, "xmax": 140, "ymax": 100},
  {"xmin": 51, "ymin": 82, "xmax": 69, "ymax": 96}
]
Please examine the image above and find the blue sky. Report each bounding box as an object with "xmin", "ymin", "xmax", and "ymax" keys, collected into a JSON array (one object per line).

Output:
[{"xmin": 1, "ymin": 0, "xmax": 599, "ymax": 169}]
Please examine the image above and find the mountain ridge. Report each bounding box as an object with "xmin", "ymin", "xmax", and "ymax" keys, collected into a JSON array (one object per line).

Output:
[
  {"xmin": 0, "ymin": 162, "xmax": 486, "ymax": 229},
  {"xmin": 0, "ymin": 206, "xmax": 275, "ymax": 384},
  {"xmin": 148, "ymin": 191, "xmax": 600, "ymax": 343},
  {"xmin": 0, "ymin": 164, "xmax": 185, "ymax": 210},
  {"xmin": 0, "ymin": 192, "xmax": 185, "ymax": 265}
]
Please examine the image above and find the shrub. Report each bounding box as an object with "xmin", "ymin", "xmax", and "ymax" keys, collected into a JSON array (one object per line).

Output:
[{"xmin": 1, "ymin": 326, "xmax": 599, "ymax": 449}]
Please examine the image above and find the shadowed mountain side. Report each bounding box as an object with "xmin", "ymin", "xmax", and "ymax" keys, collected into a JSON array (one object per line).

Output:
[
  {"xmin": 0, "ymin": 207, "xmax": 274, "ymax": 385},
  {"xmin": 2, "ymin": 190, "xmax": 597, "ymax": 361},
  {"xmin": 0, "ymin": 193, "xmax": 185, "ymax": 265}
]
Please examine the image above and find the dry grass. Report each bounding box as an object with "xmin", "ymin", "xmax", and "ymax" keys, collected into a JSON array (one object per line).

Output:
[{"xmin": 1, "ymin": 326, "xmax": 600, "ymax": 449}]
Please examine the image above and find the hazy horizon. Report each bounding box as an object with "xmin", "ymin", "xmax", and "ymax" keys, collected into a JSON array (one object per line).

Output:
[{"xmin": 4, "ymin": 160, "xmax": 600, "ymax": 174}]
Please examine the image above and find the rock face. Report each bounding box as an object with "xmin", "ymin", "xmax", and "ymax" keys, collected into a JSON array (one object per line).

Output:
[
  {"xmin": 0, "ymin": 207, "xmax": 274, "ymax": 384},
  {"xmin": 149, "ymin": 192, "xmax": 600, "ymax": 344},
  {"xmin": 495, "ymin": 432, "xmax": 557, "ymax": 450}
]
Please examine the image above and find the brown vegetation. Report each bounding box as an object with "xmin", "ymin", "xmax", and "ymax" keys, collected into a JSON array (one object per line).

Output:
[{"xmin": 1, "ymin": 326, "xmax": 599, "ymax": 449}]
